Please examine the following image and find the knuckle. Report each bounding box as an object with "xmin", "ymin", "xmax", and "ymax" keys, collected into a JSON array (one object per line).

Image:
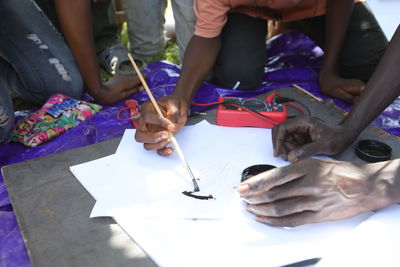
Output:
[
  {"xmin": 265, "ymin": 189, "xmax": 278, "ymax": 202},
  {"xmin": 134, "ymin": 130, "xmax": 144, "ymax": 142},
  {"xmin": 141, "ymin": 111, "xmax": 153, "ymax": 121}
]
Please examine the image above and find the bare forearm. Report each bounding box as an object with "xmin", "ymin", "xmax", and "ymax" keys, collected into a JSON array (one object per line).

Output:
[
  {"xmin": 173, "ymin": 35, "xmax": 221, "ymax": 102},
  {"xmin": 55, "ymin": 0, "xmax": 101, "ymax": 94},
  {"xmin": 321, "ymin": 0, "xmax": 354, "ymax": 73},
  {"xmin": 340, "ymin": 26, "xmax": 400, "ymax": 138}
]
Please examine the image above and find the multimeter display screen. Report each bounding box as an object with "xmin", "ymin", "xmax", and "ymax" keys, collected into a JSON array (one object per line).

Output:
[{"xmin": 222, "ymin": 98, "xmax": 284, "ymax": 112}]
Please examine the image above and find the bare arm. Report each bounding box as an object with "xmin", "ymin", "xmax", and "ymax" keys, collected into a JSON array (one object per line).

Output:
[
  {"xmin": 55, "ymin": 0, "xmax": 100, "ymax": 95},
  {"xmin": 340, "ymin": 25, "xmax": 400, "ymax": 139},
  {"xmin": 172, "ymin": 35, "xmax": 221, "ymax": 101},
  {"xmin": 321, "ymin": 0, "xmax": 354, "ymax": 78},
  {"xmin": 273, "ymin": 25, "xmax": 400, "ymax": 161},
  {"xmin": 55, "ymin": 0, "xmax": 142, "ymax": 104}
]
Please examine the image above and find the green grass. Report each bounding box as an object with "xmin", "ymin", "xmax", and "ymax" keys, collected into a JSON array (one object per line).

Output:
[
  {"xmin": 151, "ymin": 41, "xmax": 180, "ymax": 65},
  {"xmin": 120, "ymin": 21, "xmax": 180, "ymax": 65}
]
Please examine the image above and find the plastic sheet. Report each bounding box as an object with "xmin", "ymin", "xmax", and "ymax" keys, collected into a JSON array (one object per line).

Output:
[{"xmin": 0, "ymin": 31, "xmax": 399, "ymax": 267}]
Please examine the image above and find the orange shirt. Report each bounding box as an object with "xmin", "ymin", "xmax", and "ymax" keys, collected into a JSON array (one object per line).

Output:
[{"xmin": 194, "ymin": 0, "xmax": 364, "ymax": 38}]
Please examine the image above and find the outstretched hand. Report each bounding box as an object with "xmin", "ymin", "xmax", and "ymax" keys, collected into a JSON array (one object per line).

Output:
[{"xmin": 237, "ymin": 158, "xmax": 388, "ymax": 227}]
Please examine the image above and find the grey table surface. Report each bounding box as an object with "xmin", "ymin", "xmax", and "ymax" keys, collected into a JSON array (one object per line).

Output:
[{"xmin": 2, "ymin": 87, "xmax": 399, "ymax": 267}]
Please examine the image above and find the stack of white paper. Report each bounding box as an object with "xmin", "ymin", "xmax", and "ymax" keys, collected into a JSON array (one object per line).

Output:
[{"xmin": 70, "ymin": 121, "xmax": 399, "ymax": 267}]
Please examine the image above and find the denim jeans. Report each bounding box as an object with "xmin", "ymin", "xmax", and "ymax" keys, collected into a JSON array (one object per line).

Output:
[
  {"xmin": 0, "ymin": 0, "xmax": 83, "ymax": 143},
  {"xmin": 36, "ymin": 0, "xmax": 119, "ymax": 54},
  {"xmin": 123, "ymin": 0, "xmax": 196, "ymax": 62}
]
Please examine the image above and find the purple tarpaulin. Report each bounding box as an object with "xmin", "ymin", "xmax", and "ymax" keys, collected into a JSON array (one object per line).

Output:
[{"xmin": 0, "ymin": 31, "xmax": 399, "ymax": 267}]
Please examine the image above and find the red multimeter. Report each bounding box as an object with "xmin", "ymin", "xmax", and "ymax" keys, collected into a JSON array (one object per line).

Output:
[{"xmin": 215, "ymin": 95, "xmax": 287, "ymax": 128}]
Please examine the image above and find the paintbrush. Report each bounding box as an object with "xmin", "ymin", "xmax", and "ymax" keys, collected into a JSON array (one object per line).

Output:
[{"xmin": 127, "ymin": 53, "xmax": 200, "ymax": 192}]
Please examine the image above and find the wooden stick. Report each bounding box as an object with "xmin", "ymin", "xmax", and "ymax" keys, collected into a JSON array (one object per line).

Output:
[
  {"xmin": 128, "ymin": 54, "xmax": 164, "ymax": 116},
  {"xmin": 127, "ymin": 53, "xmax": 200, "ymax": 192},
  {"xmin": 292, "ymin": 83, "xmax": 323, "ymax": 102}
]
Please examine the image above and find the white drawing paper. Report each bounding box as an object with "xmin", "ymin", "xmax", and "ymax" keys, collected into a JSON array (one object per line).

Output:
[
  {"xmin": 317, "ymin": 205, "xmax": 400, "ymax": 267},
  {"xmin": 70, "ymin": 121, "xmax": 382, "ymax": 267}
]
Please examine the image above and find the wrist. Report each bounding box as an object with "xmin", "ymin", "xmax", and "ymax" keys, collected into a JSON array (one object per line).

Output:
[
  {"xmin": 338, "ymin": 117, "xmax": 365, "ymax": 142},
  {"xmin": 85, "ymin": 77, "xmax": 103, "ymax": 94},
  {"xmin": 319, "ymin": 66, "xmax": 338, "ymax": 79},
  {"xmin": 363, "ymin": 159, "xmax": 400, "ymax": 210},
  {"xmin": 87, "ymin": 83, "xmax": 108, "ymax": 102},
  {"xmin": 172, "ymin": 85, "xmax": 195, "ymax": 104}
]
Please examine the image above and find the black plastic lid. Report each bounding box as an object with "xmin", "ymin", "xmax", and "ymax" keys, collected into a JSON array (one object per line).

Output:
[
  {"xmin": 241, "ymin": 164, "xmax": 276, "ymax": 182},
  {"xmin": 355, "ymin": 139, "xmax": 392, "ymax": 163}
]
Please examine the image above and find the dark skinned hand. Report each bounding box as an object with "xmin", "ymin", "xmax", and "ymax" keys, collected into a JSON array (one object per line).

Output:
[
  {"xmin": 272, "ymin": 116, "xmax": 352, "ymax": 162},
  {"xmin": 135, "ymin": 95, "xmax": 189, "ymax": 156},
  {"xmin": 92, "ymin": 75, "xmax": 143, "ymax": 105},
  {"xmin": 319, "ymin": 72, "xmax": 365, "ymax": 103},
  {"xmin": 237, "ymin": 158, "xmax": 396, "ymax": 227}
]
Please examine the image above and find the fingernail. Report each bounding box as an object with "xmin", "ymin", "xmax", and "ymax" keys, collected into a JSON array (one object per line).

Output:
[
  {"xmin": 237, "ymin": 184, "xmax": 250, "ymax": 194},
  {"xmin": 161, "ymin": 134, "xmax": 168, "ymax": 140}
]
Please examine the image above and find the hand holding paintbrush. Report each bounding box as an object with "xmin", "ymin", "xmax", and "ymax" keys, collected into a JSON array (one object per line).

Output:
[{"xmin": 128, "ymin": 53, "xmax": 200, "ymax": 192}]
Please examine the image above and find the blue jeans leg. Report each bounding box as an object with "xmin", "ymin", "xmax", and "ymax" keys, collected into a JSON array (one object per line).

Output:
[
  {"xmin": 0, "ymin": 60, "xmax": 14, "ymax": 144},
  {"xmin": 0, "ymin": 0, "xmax": 83, "ymax": 105}
]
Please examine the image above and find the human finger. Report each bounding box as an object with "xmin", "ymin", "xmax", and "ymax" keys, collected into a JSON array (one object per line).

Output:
[
  {"xmin": 247, "ymin": 196, "xmax": 322, "ymax": 218},
  {"xmin": 242, "ymin": 178, "xmax": 315, "ymax": 204},
  {"xmin": 165, "ymin": 100, "xmax": 181, "ymax": 126},
  {"xmin": 141, "ymin": 111, "xmax": 174, "ymax": 131},
  {"xmin": 143, "ymin": 139, "xmax": 171, "ymax": 151},
  {"xmin": 238, "ymin": 165, "xmax": 305, "ymax": 196},
  {"xmin": 341, "ymin": 80, "xmax": 365, "ymax": 95},
  {"xmin": 331, "ymin": 88, "xmax": 355, "ymax": 103},
  {"xmin": 255, "ymin": 210, "xmax": 320, "ymax": 227},
  {"xmin": 135, "ymin": 129, "xmax": 169, "ymax": 144},
  {"xmin": 272, "ymin": 124, "xmax": 291, "ymax": 159},
  {"xmin": 157, "ymin": 147, "xmax": 174, "ymax": 156},
  {"xmin": 287, "ymin": 140, "xmax": 327, "ymax": 162},
  {"xmin": 272, "ymin": 117, "xmax": 310, "ymax": 158}
]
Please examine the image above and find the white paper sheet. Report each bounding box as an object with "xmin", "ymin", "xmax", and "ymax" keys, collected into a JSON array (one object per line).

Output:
[
  {"xmin": 72, "ymin": 121, "xmax": 298, "ymax": 219},
  {"xmin": 317, "ymin": 205, "xmax": 400, "ymax": 267},
  {"xmin": 109, "ymin": 204, "xmax": 369, "ymax": 267},
  {"xmin": 70, "ymin": 121, "xmax": 378, "ymax": 267}
]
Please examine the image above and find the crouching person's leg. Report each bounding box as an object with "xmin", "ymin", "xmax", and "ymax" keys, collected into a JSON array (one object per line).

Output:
[
  {"xmin": 213, "ymin": 13, "xmax": 268, "ymax": 91},
  {"xmin": 0, "ymin": 0, "xmax": 83, "ymax": 105},
  {"xmin": 0, "ymin": 70, "xmax": 14, "ymax": 144}
]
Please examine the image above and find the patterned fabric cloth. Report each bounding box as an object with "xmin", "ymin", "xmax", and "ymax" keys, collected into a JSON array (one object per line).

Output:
[{"xmin": 12, "ymin": 94, "xmax": 101, "ymax": 147}]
